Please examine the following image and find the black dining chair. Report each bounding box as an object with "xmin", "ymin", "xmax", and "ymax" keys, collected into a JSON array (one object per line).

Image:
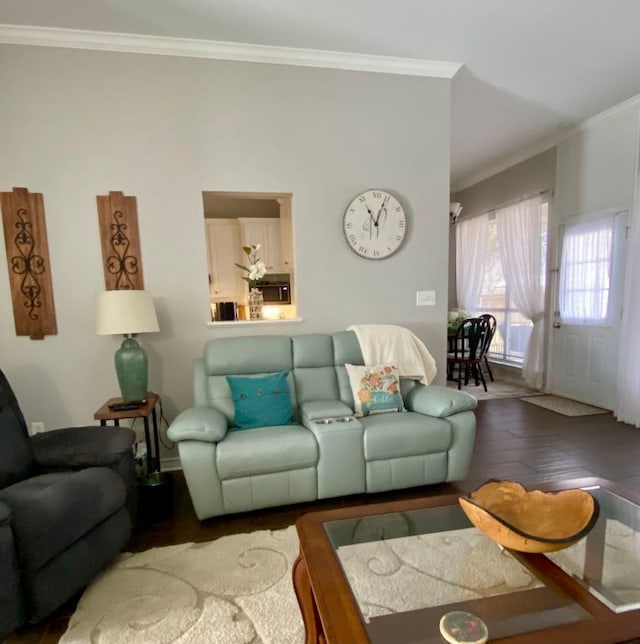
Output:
[
  {"xmin": 446, "ymin": 317, "xmax": 491, "ymax": 391},
  {"xmin": 479, "ymin": 314, "xmax": 497, "ymax": 381}
]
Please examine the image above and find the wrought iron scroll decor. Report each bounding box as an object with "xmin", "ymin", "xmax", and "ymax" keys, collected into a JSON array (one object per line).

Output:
[
  {"xmin": 96, "ymin": 191, "xmax": 145, "ymax": 291},
  {"xmin": 0, "ymin": 187, "xmax": 58, "ymax": 339}
]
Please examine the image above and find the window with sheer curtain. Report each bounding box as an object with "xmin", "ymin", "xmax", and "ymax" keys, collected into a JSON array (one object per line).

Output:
[
  {"xmin": 476, "ymin": 201, "xmax": 548, "ymax": 364},
  {"xmin": 558, "ymin": 216, "xmax": 614, "ymax": 326}
]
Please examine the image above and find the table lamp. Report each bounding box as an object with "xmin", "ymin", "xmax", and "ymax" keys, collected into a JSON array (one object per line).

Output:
[{"xmin": 95, "ymin": 289, "xmax": 160, "ymax": 402}]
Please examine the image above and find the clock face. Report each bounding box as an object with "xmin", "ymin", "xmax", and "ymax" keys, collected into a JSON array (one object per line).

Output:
[{"xmin": 343, "ymin": 189, "xmax": 407, "ymax": 259}]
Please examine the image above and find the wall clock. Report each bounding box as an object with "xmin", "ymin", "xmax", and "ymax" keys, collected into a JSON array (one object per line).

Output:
[{"xmin": 343, "ymin": 189, "xmax": 407, "ymax": 259}]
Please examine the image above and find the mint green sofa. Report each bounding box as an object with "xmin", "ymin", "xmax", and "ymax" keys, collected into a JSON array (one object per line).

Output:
[{"xmin": 167, "ymin": 331, "xmax": 477, "ymax": 520}]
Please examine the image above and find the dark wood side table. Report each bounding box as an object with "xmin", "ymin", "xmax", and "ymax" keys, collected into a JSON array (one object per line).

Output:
[{"xmin": 94, "ymin": 393, "xmax": 160, "ymax": 474}]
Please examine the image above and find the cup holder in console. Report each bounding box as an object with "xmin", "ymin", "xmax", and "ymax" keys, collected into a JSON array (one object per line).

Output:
[{"xmin": 316, "ymin": 416, "xmax": 356, "ymax": 424}]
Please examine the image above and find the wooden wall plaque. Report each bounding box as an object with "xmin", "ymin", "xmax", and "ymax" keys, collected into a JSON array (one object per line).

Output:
[
  {"xmin": 0, "ymin": 187, "xmax": 58, "ymax": 339},
  {"xmin": 96, "ymin": 191, "xmax": 145, "ymax": 290}
]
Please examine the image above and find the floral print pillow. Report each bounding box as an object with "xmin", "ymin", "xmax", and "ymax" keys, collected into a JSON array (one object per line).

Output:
[{"xmin": 345, "ymin": 363, "xmax": 405, "ymax": 417}]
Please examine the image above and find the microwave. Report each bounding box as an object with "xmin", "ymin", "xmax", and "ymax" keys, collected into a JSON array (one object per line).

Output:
[{"xmin": 255, "ymin": 280, "xmax": 291, "ymax": 304}]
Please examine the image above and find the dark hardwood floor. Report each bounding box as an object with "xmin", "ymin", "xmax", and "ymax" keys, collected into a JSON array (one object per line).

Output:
[{"xmin": 8, "ymin": 396, "xmax": 640, "ymax": 643}]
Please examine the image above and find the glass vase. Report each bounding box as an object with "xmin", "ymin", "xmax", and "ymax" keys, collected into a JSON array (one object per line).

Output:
[{"xmin": 248, "ymin": 288, "xmax": 264, "ymax": 320}]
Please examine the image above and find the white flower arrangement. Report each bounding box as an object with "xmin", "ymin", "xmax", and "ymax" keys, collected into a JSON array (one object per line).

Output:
[
  {"xmin": 447, "ymin": 307, "xmax": 471, "ymax": 328},
  {"xmin": 235, "ymin": 244, "xmax": 267, "ymax": 288}
]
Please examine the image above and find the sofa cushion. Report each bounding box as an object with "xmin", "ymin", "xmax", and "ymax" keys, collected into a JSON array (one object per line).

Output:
[
  {"xmin": 205, "ymin": 335, "xmax": 292, "ymax": 376},
  {"xmin": 332, "ymin": 330, "xmax": 364, "ymax": 366},
  {"xmin": 345, "ymin": 363, "xmax": 404, "ymax": 417},
  {"xmin": 217, "ymin": 425, "xmax": 318, "ymax": 479},
  {"xmin": 0, "ymin": 468, "xmax": 126, "ymax": 571},
  {"xmin": 226, "ymin": 371, "xmax": 294, "ymax": 429},
  {"xmin": 292, "ymin": 334, "xmax": 334, "ymax": 368},
  {"xmin": 363, "ymin": 412, "xmax": 451, "ymax": 461},
  {"xmin": 292, "ymin": 334, "xmax": 341, "ymax": 405}
]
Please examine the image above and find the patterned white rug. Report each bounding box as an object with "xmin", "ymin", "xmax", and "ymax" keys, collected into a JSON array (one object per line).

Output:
[
  {"xmin": 59, "ymin": 524, "xmax": 545, "ymax": 644},
  {"xmin": 60, "ymin": 527, "xmax": 303, "ymax": 644}
]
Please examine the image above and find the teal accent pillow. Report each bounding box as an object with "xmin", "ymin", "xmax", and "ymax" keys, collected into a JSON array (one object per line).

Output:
[{"xmin": 226, "ymin": 371, "xmax": 294, "ymax": 429}]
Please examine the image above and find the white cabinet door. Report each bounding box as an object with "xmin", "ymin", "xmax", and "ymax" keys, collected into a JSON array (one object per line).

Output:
[
  {"xmin": 279, "ymin": 200, "xmax": 294, "ymax": 272},
  {"xmin": 205, "ymin": 219, "xmax": 242, "ymax": 300},
  {"xmin": 238, "ymin": 218, "xmax": 283, "ymax": 273},
  {"xmin": 265, "ymin": 219, "xmax": 283, "ymax": 272}
]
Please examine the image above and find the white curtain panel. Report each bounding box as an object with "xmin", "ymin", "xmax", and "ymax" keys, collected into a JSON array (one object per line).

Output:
[
  {"xmin": 496, "ymin": 195, "xmax": 547, "ymax": 388},
  {"xmin": 616, "ymin": 202, "xmax": 640, "ymax": 427},
  {"xmin": 455, "ymin": 213, "xmax": 488, "ymax": 312},
  {"xmin": 558, "ymin": 216, "xmax": 614, "ymax": 325}
]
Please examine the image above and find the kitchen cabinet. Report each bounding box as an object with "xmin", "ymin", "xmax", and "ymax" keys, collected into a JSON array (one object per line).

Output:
[
  {"xmin": 238, "ymin": 218, "xmax": 284, "ymax": 273},
  {"xmin": 205, "ymin": 219, "xmax": 242, "ymax": 300}
]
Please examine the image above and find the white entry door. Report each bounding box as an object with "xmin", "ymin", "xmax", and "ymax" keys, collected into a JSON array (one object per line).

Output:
[{"xmin": 549, "ymin": 209, "xmax": 628, "ymax": 409}]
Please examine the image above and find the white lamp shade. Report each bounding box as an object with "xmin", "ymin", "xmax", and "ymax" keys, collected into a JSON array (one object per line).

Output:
[{"xmin": 95, "ymin": 290, "xmax": 160, "ymax": 336}]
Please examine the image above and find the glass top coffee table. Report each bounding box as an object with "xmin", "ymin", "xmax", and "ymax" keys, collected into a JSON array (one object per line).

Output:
[{"xmin": 292, "ymin": 478, "xmax": 640, "ymax": 643}]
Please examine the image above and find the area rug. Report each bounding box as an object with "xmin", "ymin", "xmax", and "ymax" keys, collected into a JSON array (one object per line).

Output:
[
  {"xmin": 519, "ymin": 394, "xmax": 609, "ymax": 416},
  {"xmin": 60, "ymin": 527, "xmax": 303, "ymax": 644},
  {"xmin": 337, "ymin": 526, "xmax": 542, "ymax": 620},
  {"xmin": 60, "ymin": 524, "xmax": 546, "ymax": 643}
]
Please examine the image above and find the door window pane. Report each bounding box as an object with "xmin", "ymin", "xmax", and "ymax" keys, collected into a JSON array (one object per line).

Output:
[{"xmin": 559, "ymin": 217, "xmax": 614, "ymax": 325}]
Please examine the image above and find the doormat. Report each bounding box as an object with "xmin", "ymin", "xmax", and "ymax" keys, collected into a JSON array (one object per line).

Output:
[
  {"xmin": 447, "ymin": 380, "xmax": 543, "ymax": 401},
  {"xmin": 519, "ymin": 394, "xmax": 610, "ymax": 417}
]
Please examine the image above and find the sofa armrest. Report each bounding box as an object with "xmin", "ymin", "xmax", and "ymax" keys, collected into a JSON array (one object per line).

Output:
[
  {"xmin": 30, "ymin": 426, "xmax": 136, "ymax": 470},
  {"xmin": 299, "ymin": 400, "xmax": 354, "ymax": 422},
  {"xmin": 167, "ymin": 407, "xmax": 228, "ymax": 443},
  {"xmin": 403, "ymin": 384, "xmax": 477, "ymax": 418}
]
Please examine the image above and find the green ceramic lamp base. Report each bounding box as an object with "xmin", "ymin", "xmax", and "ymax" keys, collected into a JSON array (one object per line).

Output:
[{"xmin": 114, "ymin": 337, "xmax": 148, "ymax": 402}]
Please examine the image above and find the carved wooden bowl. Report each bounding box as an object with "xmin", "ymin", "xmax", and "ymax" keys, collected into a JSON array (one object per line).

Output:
[{"xmin": 459, "ymin": 479, "xmax": 600, "ymax": 553}]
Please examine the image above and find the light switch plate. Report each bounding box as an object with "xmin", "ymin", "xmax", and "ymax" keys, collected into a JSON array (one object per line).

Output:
[{"xmin": 416, "ymin": 290, "xmax": 436, "ymax": 306}]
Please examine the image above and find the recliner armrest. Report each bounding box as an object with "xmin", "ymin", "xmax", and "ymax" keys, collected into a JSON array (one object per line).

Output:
[
  {"xmin": 31, "ymin": 426, "xmax": 136, "ymax": 470},
  {"xmin": 167, "ymin": 407, "xmax": 228, "ymax": 443},
  {"xmin": 403, "ymin": 384, "xmax": 477, "ymax": 418}
]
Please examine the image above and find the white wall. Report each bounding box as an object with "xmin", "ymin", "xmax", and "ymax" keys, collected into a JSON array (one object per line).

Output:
[
  {"xmin": 555, "ymin": 107, "xmax": 639, "ymax": 219},
  {"xmin": 0, "ymin": 45, "xmax": 451, "ymax": 451}
]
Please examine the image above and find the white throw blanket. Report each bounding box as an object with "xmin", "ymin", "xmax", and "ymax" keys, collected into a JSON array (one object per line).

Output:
[{"xmin": 347, "ymin": 324, "xmax": 437, "ymax": 385}]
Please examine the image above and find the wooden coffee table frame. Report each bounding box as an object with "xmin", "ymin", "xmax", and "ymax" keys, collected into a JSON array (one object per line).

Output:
[{"xmin": 293, "ymin": 478, "xmax": 640, "ymax": 643}]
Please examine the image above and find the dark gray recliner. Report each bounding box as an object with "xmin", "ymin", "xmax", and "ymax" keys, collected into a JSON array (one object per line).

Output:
[{"xmin": 0, "ymin": 369, "xmax": 137, "ymax": 639}]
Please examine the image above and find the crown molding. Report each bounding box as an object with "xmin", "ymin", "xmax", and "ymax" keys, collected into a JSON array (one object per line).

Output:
[{"xmin": 0, "ymin": 24, "xmax": 462, "ymax": 78}]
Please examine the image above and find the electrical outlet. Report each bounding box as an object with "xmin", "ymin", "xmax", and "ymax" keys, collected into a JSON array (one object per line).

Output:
[
  {"xmin": 30, "ymin": 421, "xmax": 45, "ymax": 435},
  {"xmin": 416, "ymin": 290, "xmax": 436, "ymax": 306}
]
